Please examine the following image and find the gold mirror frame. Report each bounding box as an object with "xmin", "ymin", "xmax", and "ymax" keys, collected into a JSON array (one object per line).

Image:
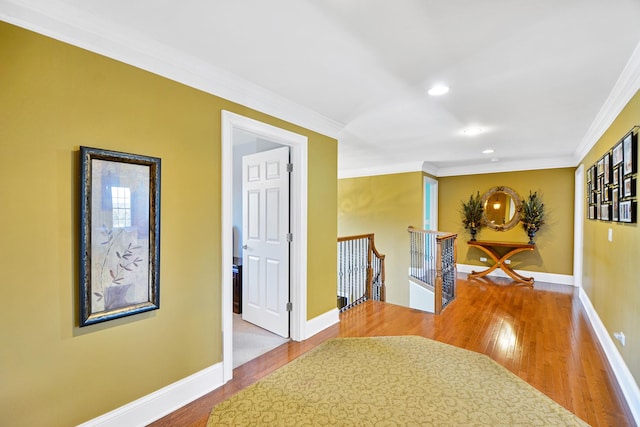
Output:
[{"xmin": 481, "ymin": 186, "xmax": 522, "ymax": 231}]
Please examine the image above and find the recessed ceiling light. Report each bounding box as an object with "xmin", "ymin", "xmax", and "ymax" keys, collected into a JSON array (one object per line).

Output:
[
  {"xmin": 482, "ymin": 148, "xmax": 494, "ymax": 154},
  {"xmin": 462, "ymin": 127, "xmax": 484, "ymax": 136},
  {"xmin": 427, "ymin": 85, "xmax": 449, "ymax": 96}
]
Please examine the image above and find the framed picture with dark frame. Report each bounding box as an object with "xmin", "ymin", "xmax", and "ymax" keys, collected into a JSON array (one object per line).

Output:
[
  {"xmin": 600, "ymin": 204, "xmax": 610, "ymax": 221},
  {"xmin": 623, "ymin": 131, "xmax": 637, "ymax": 176},
  {"xmin": 603, "ymin": 153, "xmax": 611, "ymax": 184},
  {"xmin": 613, "ymin": 141, "xmax": 623, "ymax": 166},
  {"xmin": 80, "ymin": 146, "xmax": 161, "ymax": 327},
  {"xmin": 623, "ymin": 177, "xmax": 635, "ymax": 198},
  {"xmin": 619, "ymin": 200, "xmax": 635, "ymax": 223},
  {"xmin": 612, "ymin": 188, "xmax": 619, "ymax": 222},
  {"xmin": 600, "ymin": 176, "xmax": 605, "ymax": 195},
  {"xmin": 619, "ymin": 167, "xmax": 624, "ymax": 189},
  {"xmin": 597, "ymin": 157, "xmax": 605, "ymax": 176}
]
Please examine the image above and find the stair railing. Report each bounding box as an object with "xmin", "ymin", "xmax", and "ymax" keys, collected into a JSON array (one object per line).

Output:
[
  {"xmin": 337, "ymin": 234, "xmax": 386, "ymax": 312},
  {"xmin": 407, "ymin": 226, "xmax": 457, "ymax": 314}
]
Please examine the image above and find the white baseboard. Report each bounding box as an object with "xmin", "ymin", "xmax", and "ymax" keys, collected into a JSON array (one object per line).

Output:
[
  {"xmin": 79, "ymin": 308, "xmax": 341, "ymax": 426},
  {"xmin": 457, "ymin": 264, "xmax": 574, "ymax": 286},
  {"xmin": 77, "ymin": 363, "xmax": 224, "ymax": 427},
  {"xmin": 579, "ymin": 288, "xmax": 640, "ymax": 425},
  {"xmin": 82, "ymin": 291, "xmax": 640, "ymax": 427},
  {"xmin": 458, "ymin": 263, "xmax": 640, "ymax": 422},
  {"xmin": 304, "ymin": 308, "xmax": 340, "ymax": 339}
]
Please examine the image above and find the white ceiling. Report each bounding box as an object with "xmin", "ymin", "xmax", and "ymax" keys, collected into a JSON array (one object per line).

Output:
[{"xmin": 3, "ymin": 0, "xmax": 640, "ymax": 177}]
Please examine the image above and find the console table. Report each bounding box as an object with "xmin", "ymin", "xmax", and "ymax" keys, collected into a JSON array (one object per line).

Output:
[{"xmin": 467, "ymin": 240, "xmax": 535, "ymax": 285}]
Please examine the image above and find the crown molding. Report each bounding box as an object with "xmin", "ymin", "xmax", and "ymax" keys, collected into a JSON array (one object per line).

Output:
[
  {"xmin": 435, "ymin": 156, "xmax": 577, "ymax": 177},
  {"xmin": 421, "ymin": 162, "xmax": 439, "ymax": 176},
  {"xmin": 0, "ymin": 0, "xmax": 343, "ymax": 139},
  {"xmin": 574, "ymin": 40, "xmax": 640, "ymax": 163},
  {"xmin": 4, "ymin": 0, "xmax": 638, "ymax": 177},
  {"xmin": 338, "ymin": 161, "xmax": 425, "ymax": 179},
  {"xmin": 339, "ymin": 156, "xmax": 576, "ymax": 179}
]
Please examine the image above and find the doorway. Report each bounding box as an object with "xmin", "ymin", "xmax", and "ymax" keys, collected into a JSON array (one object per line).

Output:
[
  {"xmin": 424, "ymin": 176, "xmax": 438, "ymax": 231},
  {"xmin": 221, "ymin": 111, "xmax": 308, "ymax": 382}
]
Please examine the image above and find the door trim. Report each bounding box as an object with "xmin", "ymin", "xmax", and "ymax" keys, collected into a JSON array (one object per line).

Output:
[
  {"xmin": 423, "ymin": 176, "xmax": 438, "ymax": 231},
  {"xmin": 573, "ymin": 164, "xmax": 584, "ymax": 288},
  {"xmin": 221, "ymin": 111, "xmax": 308, "ymax": 382}
]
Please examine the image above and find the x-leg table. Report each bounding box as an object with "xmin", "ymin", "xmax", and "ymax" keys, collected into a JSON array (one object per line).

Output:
[{"xmin": 467, "ymin": 240, "xmax": 535, "ymax": 285}]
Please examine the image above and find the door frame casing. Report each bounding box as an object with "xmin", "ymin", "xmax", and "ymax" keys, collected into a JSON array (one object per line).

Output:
[
  {"xmin": 423, "ymin": 176, "xmax": 438, "ymax": 231},
  {"xmin": 221, "ymin": 111, "xmax": 308, "ymax": 382},
  {"xmin": 573, "ymin": 164, "xmax": 584, "ymax": 288}
]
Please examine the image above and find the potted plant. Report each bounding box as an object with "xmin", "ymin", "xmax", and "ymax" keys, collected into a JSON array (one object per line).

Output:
[
  {"xmin": 460, "ymin": 191, "xmax": 483, "ymax": 241},
  {"xmin": 521, "ymin": 191, "xmax": 545, "ymax": 244}
]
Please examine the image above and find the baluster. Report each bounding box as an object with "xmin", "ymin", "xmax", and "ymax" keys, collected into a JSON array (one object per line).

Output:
[{"xmin": 337, "ymin": 234, "xmax": 386, "ymax": 312}]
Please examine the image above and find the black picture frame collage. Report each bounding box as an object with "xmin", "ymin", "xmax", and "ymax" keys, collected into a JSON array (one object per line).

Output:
[{"xmin": 587, "ymin": 129, "xmax": 637, "ymax": 223}]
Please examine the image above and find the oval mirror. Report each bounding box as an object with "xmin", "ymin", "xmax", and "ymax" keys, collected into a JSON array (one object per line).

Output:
[{"xmin": 481, "ymin": 186, "xmax": 522, "ymax": 231}]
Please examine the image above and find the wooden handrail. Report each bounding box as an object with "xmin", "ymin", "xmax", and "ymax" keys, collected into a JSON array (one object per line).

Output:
[
  {"xmin": 338, "ymin": 233, "xmax": 376, "ymax": 242},
  {"xmin": 407, "ymin": 225, "xmax": 457, "ymax": 240}
]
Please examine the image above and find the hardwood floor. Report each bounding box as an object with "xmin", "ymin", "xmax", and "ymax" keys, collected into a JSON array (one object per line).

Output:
[{"xmin": 149, "ymin": 275, "xmax": 635, "ymax": 427}]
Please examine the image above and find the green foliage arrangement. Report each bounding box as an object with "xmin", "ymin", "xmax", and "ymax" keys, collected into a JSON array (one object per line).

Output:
[
  {"xmin": 460, "ymin": 191, "xmax": 484, "ymax": 231},
  {"xmin": 521, "ymin": 191, "xmax": 545, "ymax": 233}
]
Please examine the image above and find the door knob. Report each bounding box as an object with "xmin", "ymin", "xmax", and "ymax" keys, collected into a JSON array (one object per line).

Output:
[{"xmin": 242, "ymin": 244, "xmax": 248, "ymax": 250}]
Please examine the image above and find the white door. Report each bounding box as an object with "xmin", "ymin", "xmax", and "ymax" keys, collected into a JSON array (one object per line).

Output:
[{"xmin": 242, "ymin": 146, "xmax": 290, "ymax": 337}]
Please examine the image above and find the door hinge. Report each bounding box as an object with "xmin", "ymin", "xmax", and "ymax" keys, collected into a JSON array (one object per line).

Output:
[
  {"xmin": 286, "ymin": 302, "xmax": 293, "ymax": 312},
  {"xmin": 287, "ymin": 163, "xmax": 293, "ymax": 173},
  {"xmin": 286, "ymin": 233, "xmax": 293, "ymax": 242}
]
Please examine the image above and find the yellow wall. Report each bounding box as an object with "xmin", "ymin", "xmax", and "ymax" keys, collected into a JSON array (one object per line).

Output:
[
  {"xmin": 307, "ymin": 134, "xmax": 339, "ymax": 319},
  {"xmin": 338, "ymin": 169, "xmax": 574, "ymax": 307},
  {"xmin": 438, "ymin": 168, "xmax": 575, "ymax": 275},
  {"xmin": 580, "ymin": 90, "xmax": 640, "ymax": 383},
  {"xmin": 338, "ymin": 172, "xmax": 423, "ymax": 306},
  {"xmin": 0, "ymin": 22, "xmax": 336, "ymax": 426}
]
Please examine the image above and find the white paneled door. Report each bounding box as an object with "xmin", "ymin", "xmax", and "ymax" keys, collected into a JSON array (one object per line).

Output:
[{"xmin": 242, "ymin": 147, "xmax": 290, "ymax": 337}]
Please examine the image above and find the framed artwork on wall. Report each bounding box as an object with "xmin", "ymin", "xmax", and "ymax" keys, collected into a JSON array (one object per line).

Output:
[
  {"xmin": 623, "ymin": 131, "xmax": 637, "ymax": 176},
  {"xmin": 623, "ymin": 177, "xmax": 635, "ymax": 198},
  {"xmin": 619, "ymin": 167, "xmax": 624, "ymax": 187},
  {"xmin": 597, "ymin": 157, "xmax": 605, "ymax": 176},
  {"xmin": 619, "ymin": 200, "xmax": 635, "ymax": 223},
  {"xmin": 603, "ymin": 153, "xmax": 611, "ymax": 184},
  {"xmin": 585, "ymin": 128, "xmax": 638, "ymax": 222},
  {"xmin": 612, "ymin": 141, "xmax": 623, "ymax": 166},
  {"xmin": 612, "ymin": 188, "xmax": 619, "ymax": 222},
  {"xmin": 79, "ymin": 146, "xmax": 161, "ymax": 327}
]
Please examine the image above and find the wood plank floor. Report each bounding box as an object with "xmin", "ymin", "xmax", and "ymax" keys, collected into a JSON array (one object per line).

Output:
[{"xmin": 149, "ymin": 275, "xmax": 635, "ymax": 427}]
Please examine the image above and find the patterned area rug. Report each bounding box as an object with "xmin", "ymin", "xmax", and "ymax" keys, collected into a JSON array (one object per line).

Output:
[{"xmin": 208, "ymin": 336, "xmax": 589, "ymax": 426}]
